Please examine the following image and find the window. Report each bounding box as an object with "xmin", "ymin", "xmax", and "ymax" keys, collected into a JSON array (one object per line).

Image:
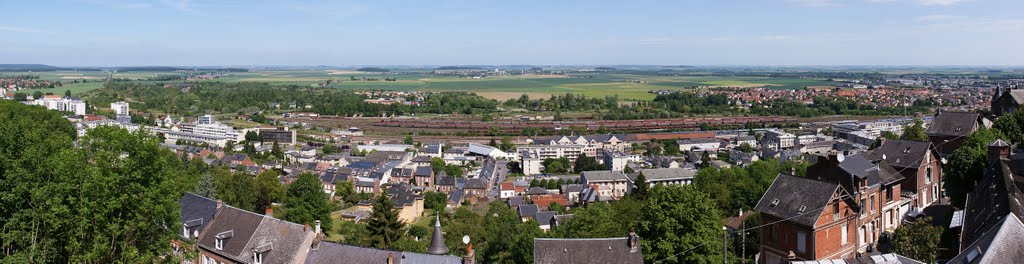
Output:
[
  {"xmin": 183, "ymin": 226, "xmax": 189, "ymax": 238},
  {"xmin": 833, "ymin": 202, "xmax": 840, "ymax": 218},
  {"xmin": 215, "ymin": 239, "xmax": 223, "ymax": 250},
  {"xmin": 769, "ymin": 225, "xmax": 778, "ymax": 242},
  {"xmin": 860, "ymin": 198, "xmax": 867, "ymax": 217},
  {"xmin": 886, "ymin": 186, "xmax": 893, "ymax": 203},
  {"xmin": 253, "ymin": 252, "xmax": 263, "ymax": 264},
  {"xmin": 797, "ymin": 231, "xmax": 807, "ymax": 254},
  {"xmin": 926, "ymin": 167, "xmax": 932, "ymax": 184},
  {"xmin": 841, "ymin": 223, "xmax": 848, "ymax": 245},
  {"xmin": 870, "ymin": 195, "xmax": 876, "ymax": 213}
]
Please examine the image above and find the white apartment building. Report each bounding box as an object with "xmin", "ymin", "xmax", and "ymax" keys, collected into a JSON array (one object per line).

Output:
[
  {"xmin": 111, "ymin": 101, "xmax": 130, "ymax": 116},
  {"xmin": 33, "ymin": 95, "xmax": 86, "ymax": 115},
  {"xmin": 762, "ymin": 129, "xmax": 796, "ymax": 150}
]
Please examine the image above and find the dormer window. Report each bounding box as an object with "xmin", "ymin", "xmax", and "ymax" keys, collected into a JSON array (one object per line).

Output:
[
  {"xmin": 214, "ymin": 230, "xmax": 233, "ymax": 251},
  {"xmin": 955, "ymin": 127, "xmax": 962, "ymax": 132},
  {"xmin": 254, "ymin": 243, "xmax": 273, "ymax": 264},
  {"xmin": 771, "ymin": 198, "xmax": 780, "ymax": 207},
  {"xmin": 798, "ymin": 205, "xmax": 807, "ymax": 213},
  {"xmin": 904, "ymin": 147, "xmax": 911, "ymax": 154}
]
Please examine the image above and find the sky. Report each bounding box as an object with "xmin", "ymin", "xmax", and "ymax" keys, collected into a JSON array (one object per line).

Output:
[{"xmin": 1, "ymin": 0, "xmax": 1022, "ymax": 66}]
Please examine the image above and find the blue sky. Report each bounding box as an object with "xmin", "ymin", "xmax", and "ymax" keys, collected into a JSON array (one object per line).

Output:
[{"xmin": 1, "ymin": 0, "xmax": 1022, "ymax": 66}]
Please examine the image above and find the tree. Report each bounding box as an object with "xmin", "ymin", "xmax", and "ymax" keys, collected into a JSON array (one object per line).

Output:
[
  {"xmin": 481, "ymin": 202, "xmax": 539, "ymax": 263},
  {"xmin": 543, "ymin": 158, "xmax": 568, "ymax": 174},
  {"xmin": 638, "ymin": 185, "xmax": 723, "ymax": 263},
  {"xmin": 891, "ymin": 217, "xmax": 943, "ymax": 263},
  {"xmin": 944, "ymin": 128, "xmax": 1003, "ymax": 207},
  {"xmin": 32, "ymin": 90, "xmax": 43, "ymax": 99},
  {"xmin": 736, "ymin": 142, "xmax": 754, "ymax": 153},
  {"xmin": 574, "ymin": 153, "xmax": 606, "ymax": 172},
  {"xmin": 870, "ymin": 131, "xmax": 900, "ymax": 149},
  {"xmin": 335, "ymin": 180, "xmax": 355, "ymax": 202},
  {"xmin": 245, "ymin": 130, "xmax": 260, "ymax": 142},
  {"xmin": 271, "ymin": 141, "xmax": 285, "ymax": 159},
  {"xmin": 1, "ymin": 98, "xmax": 187, "ymax": 262},
  {"xmin": 213, "ymin": 167, "xmax": 257, "ymax": 211},
  {"xmin": 254, "ymin": 170, "xmax": 285, "ymax": 213},
  {"xmin": 632, "ymin": 172, "xmax": 650, "ymax": 199},
  {"xmin": 624, "ymin": 165, "xmax": 635, "ymax": 174},
  {"xmin": 548, "ymin": 202, "xmax": 567, "ymax": 214},
  {"xmin": 444, "ymin": 164, "xmax": 464, "ymax": 177},
  {"xmin": 488, "ymin": 138, "xmax": 498, "ymax": 148},
  {"xmin": 430, "ymin": 157, "xmax": 446, "ymax": 174},
  {"xmin": 699, "ymin": 151, "xmax": 712, "ymax": 168},
  {"xmin": 282, "ymin": 173, "xmax": 334, "ymax": 232},
  {"xmin": 424, "ymin": 191, "xmax": 448, "ymax": 212},
  {"xmin": 403, "ymin": 135, "xmax": 415, "ymax": 145},
  {"xmin": 64, "ymin": 89, "xmax": 71, "ymax": 97},
  {"xmin": 900, "ymin": 118, "xmax": 928, "ymax": 142},
  {"xmin": 194, "ymin": 169, "xmax": 217, "ymax": 199},
  {"xmin": 367, "ymin": 194, "xmax": 405, "ymax": 250},
  {"xmin": 500, "ymin": 136, "xmax": 515, "ymax": 152}
]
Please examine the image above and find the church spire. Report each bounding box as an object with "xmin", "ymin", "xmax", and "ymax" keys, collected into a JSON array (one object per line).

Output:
[{"xmin": 427, "ymin": 215, "xmax": 449, "ymax": 255}]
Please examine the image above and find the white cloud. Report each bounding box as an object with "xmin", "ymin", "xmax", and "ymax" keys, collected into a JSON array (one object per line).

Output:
[
  {"xmin": 918, "ymin": 18, "xmax": 1024, "ymax": 32},
  {"xmin": 786, "ymin": 0, "xmax": 844, "ymax": 7},
  {"xmin": 916, "ymin": 0, "xmax": 970, "ymax": 6},
  {"xmin": 0, "ymin": 26, "xmax": 52, "ymax": 34},
  {"xmin": 915, "ymin": 14, "xmax": 965, "ymax": 22}
]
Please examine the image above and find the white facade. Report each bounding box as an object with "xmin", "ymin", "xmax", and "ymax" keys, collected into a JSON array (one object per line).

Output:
[
  {"xmin": 33, "ymin": 96, "xmax": 86, "ymax": 115},
  {"xmin": 602, "ymin": 151, "xmax": 629, "ymax": 172},
  {"xmin": 111, "ymin": 101, "xmax": 130, "ymax": 116},
  {"xmin": 763, "ymin": 129, "xmax": 796, "ymax": 150},
  {"xmin": 357, "ymin": 144, "xmax": 414, "ymax": 153},
  {"xmin": 520, "ymin": 151, "xmax": 543, "ymax": 175}
]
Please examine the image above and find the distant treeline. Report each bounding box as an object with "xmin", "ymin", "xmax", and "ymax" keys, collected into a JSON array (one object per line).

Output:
[
  {"xmin": 85, "ymin": 82, "xmax": 497, "ymax": 116},
  {"xmin": 356, "ymin": 67, "xmax": 390, "ymax": 72},
  {"xmin": 0, "ymin": 64, "xmax": 103, "ymax": 72},
  {"xmin": 116, "ymin": 67, "xmax": 248, "ymax": 72}
]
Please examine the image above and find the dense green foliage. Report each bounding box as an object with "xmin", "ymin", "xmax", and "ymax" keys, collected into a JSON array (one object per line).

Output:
[
  {"xmin": 543, "ymin": 157, "xmax": 571, "ymax": 174},
  {"xmin": 366, "ymin": 194, "xmax": 405, "ymax": 250},
  {"xmin": 282, "ymin": 173, "xmax": 335, "ymax": 232},
  {"xmin": 0, "ymin": 101, "xmax": 189, "ymax": 262},
  {"xmin": 573, "ymin": 153, "xmax": 606, "ymax": 172},
  {"xmin": 694, "ymin": 159, "xmax": 807, "ymax": 218},
  {"xmin": 86, "ymin": 82, "xmax": 497, "ymax": 116},
  {"xmin": 503, "ymin": 93, "xmax": 619, "ymax": 111},
  {"xmin": 424, "ymin": 191, "xmax": 448, "ymax": 212},
  {"xmin": 638, "ymin": 185, "xmax": 724, "ymax": 264},
  {"xmin": 891, "ymin": 217, "xmax": 943, "ymax": 263},
  {"xmin": 944, "ymin": 128, "xmax": 1003, "ymax": 207},
  {"xmin": 481, "ymin": 202, "xmax": 541, "ymax": 263},
  {"xmin": 900, "ymin": 118, "xmax": 929, "ymax": 141}
]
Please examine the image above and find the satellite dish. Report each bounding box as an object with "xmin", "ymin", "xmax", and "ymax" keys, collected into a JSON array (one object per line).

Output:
[
  {"xmin": 462, "ymin": 235, "xmax": 471, "ymax": 245},
  {"xmin": 941, "ymin": 157, "xmax": 948, "ymax": 165},
  {"xmin": 837, "ymin": 152, "xmax": 845, "ymax": 163},
  {"xmin": 881, "ymin": 154, "xmax": 887, "ymax": 160}
]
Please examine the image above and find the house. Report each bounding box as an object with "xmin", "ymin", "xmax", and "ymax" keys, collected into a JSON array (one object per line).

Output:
[
  {"xmin": 530, "ymin": 194, "xmax": 568, "ymax": 211},
  {"xmin": 633, "ymin": 168, "xmax": 695, "ymax": 187},
  {"xmin": 990, "ymin": 86, "xmax": 1024, "ymax": 116},
  {"xmin": 413, "ymin": 167, "xmax": 434, "ymax": 188},
  {"xmin": 435, "ymin": 174, "xmax": 456, "ymax": 194},
  {"xmin": 533, "ymin": 232, "xmax": 643, "ymax": 264},
  {"xmin": 927, "ymin": 111, "xmax": 986, "ymax": 158},
  {"xmin": 499, "ymin": 182, "xmax": 517, "ymax": 199},
  {"xmin": 677, "ymin": 138, "xmax": 721, "ymax": 152},
  {"xmin": 601, "ymin": 150, "xmax": 630, "ymax": 172},
  {"xmin": 955, "ymin": 139, "xmax": 1024, "ymax": 263},
  {"xmin": 533, "ymin": 211, "xmax": 557, "ymax": 232},
  {"xmin": 463, "ymin": 178, "xmax": 488, "ymax": 198},
  {"xmin": 763, "ymin": 129, "xmax": 797, "ymax": 150},
  {"xmin": 756, "ymin": 174, "xmax": 859, "ymax": 263},
  {"xmin": 580, "ymin": 171, "xmax": 631, "ymax": 200},
  {"xmin": 196, "ymin": 205, "xmax": 316, "ymax": 264},
  {"xmin": 178, "ymin": 193, "xmax": 220, "ymax": 241},
  {"xmin": 385, "ymin": 184, "xmax": 425, "ymax": 224},
  {"xmin": 560, "ymin": 184, "xmax": 585, "ymax": 205},
  {"xmin": 865, "ymin": 140, "xmax": 942, "ymax": 211},
  {"xmin": 520, "ymin": 151, "xmax": 543, "ymax": 175},
  {"xmin": 517, "ymin": 204, "xmax": 539, "ymax": 222}
]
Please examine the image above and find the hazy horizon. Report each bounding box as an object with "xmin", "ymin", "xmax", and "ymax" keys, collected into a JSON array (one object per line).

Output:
[{"xmin": 2, "ymin": 0, "xmax": 1023, "ymax": 66}]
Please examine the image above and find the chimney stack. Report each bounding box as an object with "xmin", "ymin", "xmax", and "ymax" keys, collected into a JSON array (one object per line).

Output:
[
  {"xmin": 315, "ymin": 220, "xmax": 321, "ymax": 235},
  {"xmin": 989, "ymin": 140, "xmax": 1010, "ymax": 167},
  {"xmin": 265, "ymin": 208, "xmax": 273, "ymax": 218},
  {"xmin": 216, "ymin": 199, "xmax": 222, "ymax": 209},
  {"xmin": 628, "ymin": 229, "xmax": 640, "ymax": 253},
  {"xmin": 463, "ymin": 243, "xmax": 476, "ymax": 264},
  {"xmin": 387, "ymin": 253, "xmax": 394, "ymax": 264}
]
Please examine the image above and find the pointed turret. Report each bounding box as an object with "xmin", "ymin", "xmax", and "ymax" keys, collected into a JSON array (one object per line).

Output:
[{"xmin": 427, "ymin": 215, "xmax": 449, "ymax": 255}]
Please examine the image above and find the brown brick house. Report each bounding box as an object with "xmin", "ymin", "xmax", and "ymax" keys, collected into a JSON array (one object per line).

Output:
[{"xmin": 866, "ymin": 140, "xmax": 942, "ymax": 211}]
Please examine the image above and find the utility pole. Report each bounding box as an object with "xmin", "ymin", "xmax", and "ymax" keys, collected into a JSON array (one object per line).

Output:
[
  {"xmin": 723, "ymin": 226, "xmax": 728, "ymax": 264},
  {"xmin": 741, "ymin": 209, "xmax": 746, "ymax": 264}
]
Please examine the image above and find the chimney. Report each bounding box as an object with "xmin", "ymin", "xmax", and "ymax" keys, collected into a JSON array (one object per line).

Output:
[
  {"xmin": 304, "ymin": 224, "xmax": 310, "ymax": 232},
  {"xmin": 463, "ymin": 243, "xmax": 476, "ymax": 264},
  {"xmin": 315, "ymin": 220, "xmax": 321, "ymax": 235},
  {"xmin": 265, "ymin": 208, "xmax": 273, "ymax": 218},
  {"xmin": 387, "ymin": 253, "xmax": 394, "ymax": 264},
  {"xmin": 216, "ymin": 199, "xmax": 222, "ymax": 209},
  {"xmin": 628, "ymin": 229, "xmax": 640, "ymax": 253},
  {"xmin": 989, "ymin": 139, "xmax": 1010, "ymax": 166}
]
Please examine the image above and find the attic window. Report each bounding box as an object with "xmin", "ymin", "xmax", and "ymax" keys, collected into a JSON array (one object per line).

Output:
[
  {"xmin": 904, "ymin": 147, "xmax": 911, "ymax": 154},
  {"xmin": 771, "ymin": 199, "xmax": 780, "ymax": 207},
  {"xmin": 955, "ymin": 127, "xmax": 962, "ymax": 132},
  {"xmin": 798, "ymin": 205, "xmax": 807, "ymax": 213}
]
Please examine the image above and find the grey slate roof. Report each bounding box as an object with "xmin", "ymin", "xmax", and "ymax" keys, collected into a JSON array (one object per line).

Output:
[
  {"xmin": 635, "ymin": 168, "xmax": 695, "ymax": 181},
  {"xmin": 414, "ymin": 166, "xmax": 433, "ymax": 177},
  {"xmin": 304, "ymin": 242, "xmax": 402, "ymax": 264},
  {"xmin": 238, "ymin": 216, "xmax": 315, "ymax": 264},
  {"xmin": 561, "ymin": 184, "xmax": 585, "ymax": 193},
  {"xmin": 400, "ymin": 252, "xmax": 462, "ymax": 264},
  {"xmin": 581, "ymin": 170, "xmax": 629, "ymax": 183},
  {"xmin": 506, "ymin": 196, "xmax": 525, "ymax": 208},
  {"xmin": 948, "ymin": 213, "xmax": 1024, "ymax": 264},
  {"xmin": 755, "ymin": 174, "xmax": 841, "ymax": 227},
  {"xmin": 179, "ymin": 192, "xmax": 219, "ymax": 240},
  {"xmin": 518, "ymin": 204, "xmax": 539, "ymax": 218},
  {"xmin": 198, "ymin": 205, "xmax": 263, "ymax": 262},
  {"xmin": 534, "ymin": 211, "xmax": 557, "ymax": 226},
  {"xmin": 866, "ymin": 140, "xmax": 932, "ymax": 169},
  {"xmin": 464, "ymin": 178, "xmax": 487, "ymax": 190},
  {"xmin": 926, "ymin": 111, "xmax": 980, "ymax": 137},
  {"xmin": 533, "ymin": 237, "xmax": 643, "ymax": 264},
  {"xmin": 526, "ymin": 186, "xmax": 549, "ymax": 195}
]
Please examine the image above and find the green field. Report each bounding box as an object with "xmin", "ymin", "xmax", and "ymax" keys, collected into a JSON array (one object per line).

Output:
[{"xmin": 9, "ymin": 69, "xmax": 840, "ymax": 101}]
